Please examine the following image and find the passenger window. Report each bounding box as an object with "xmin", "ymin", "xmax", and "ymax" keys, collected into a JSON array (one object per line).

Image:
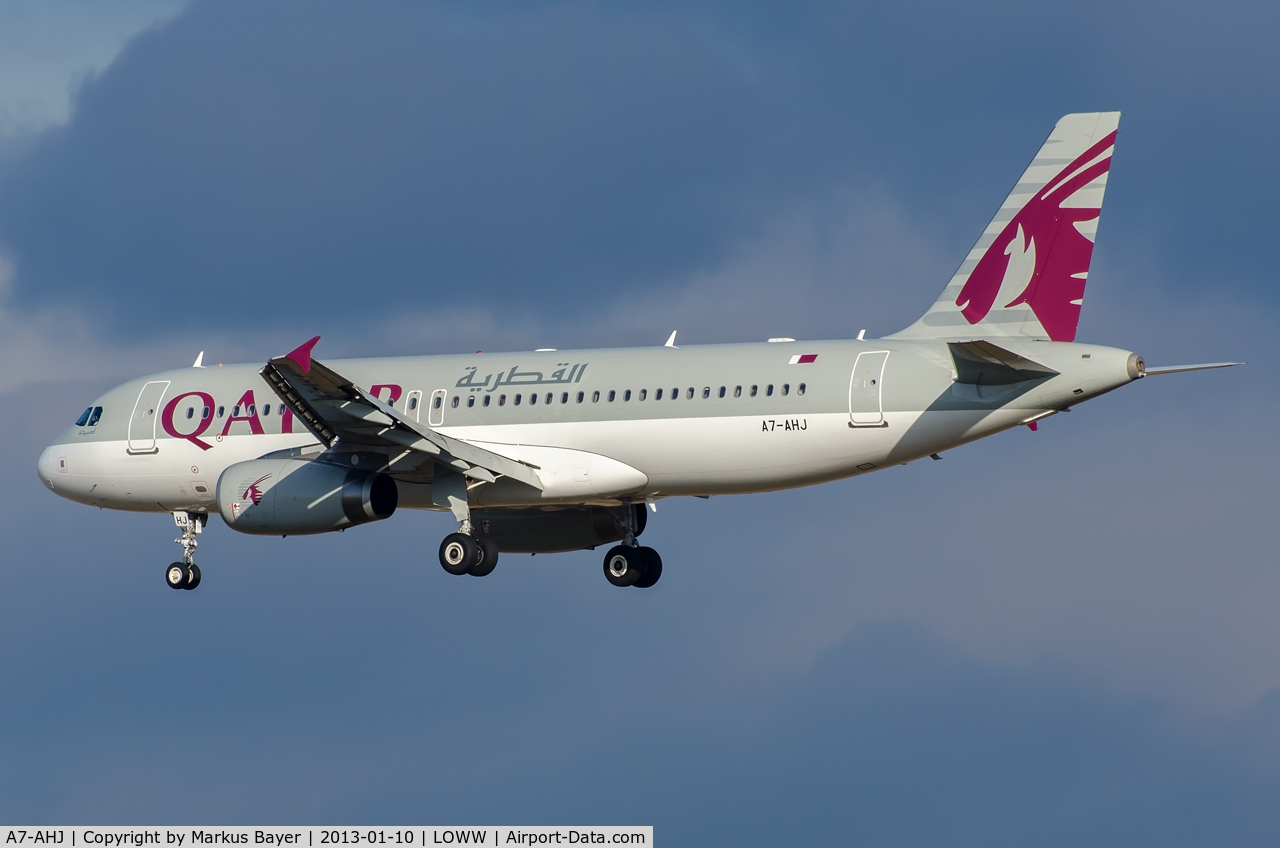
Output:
[
  {"xmin": 798, "ymin": 383, "xmax": 806, "ymax": 396},
  {"xmin": 409, "ymin": 397, "xmax": 418, "ymax": 410},
  {"xmin": 88, "ymin": 407, "xmax": 103, "ymax": 426},
  {"xmin": 606, "ymin": 390, "xmax": 614, "ymax": 402},
  {"xmin": 561, "ymin": 392, "xmax": 569, "ymax": 404},
  {"xmin": 766, "ymin": 384, "xmax": 774, "ymax": 396},
  {"xmin": 262, "ymin": 404, "xmax": 271, "ymax": 416},
  {"xmin": 433, "ymin": 396, "xmax": 443, "ymax": 409},
  {"xmin": 577, "ymin": 391, "xmax": 585, "ymax": 403},
  {"xmin": 750, "ymin": 385, "xmax": 758, "ymax": 397},
  {"xmin": 624, "ymin": 390, "xmax": 631, "ymax": 401},
  {"xmin": 655, "ymin": 388, "xmax": 663, "ymax": 400},
  {"xmin": 217, "ymin": 406, "xmax": 225, "ymax": 418},
  {"xmin": 526, "ymin": 393, "xmax": 534, "ymax": 405},
  {"xmin": 546, "ymin": 392, "xmax": 553, "ymax": 405},
  {"xmin": 279, "ymin": 405, "xmax": 285, "ymax": 415},
  {"xmin": 592, "ymin": 391, "xmax": 600, "ymax": 403},
  {"xmin": 499, "ymin": 394, "xmax": 507, "ymax": 406},
  {"xmin": 514, "ymin": 394, "xmax": 522, "ymax": 405},
  {"xmin": 233, "ymin": 405, "xmax": 241, "ymax": 416},
  {"xmin": 451, "ymin": 396, "xmax": 459, "ymax": 408},
  {"xmin": 467, "ymin": 396, "xmax": 475, "ymax": 408},
  {"xmin": 75, "ymin": 408, "xmax": 93, "ymax": 426},
  {"xmin": 700, "ymin": 387, "xmax": 709, "ymax": 399},
  {"xmin": 203, "ymin": 407, "xmax": 211, "ymax": 419},
  {"xmin": 686, "ymin": 387, "xmax": 694, "ymax": 399},
  {"xmin": 185, "ymin": 407, "xmax": 194, "ymax": 419},
  {"xmin": 734, "ymin": 386, "xmax": 742, "ymax": 397},
  {"xmin": 782, "ymin": 384, "xmax": 790, "ymax": 396},
  {"xmin": 483, "ymin": 395, "xmax": 491, "ymax": 407},
  {"xmin": 718, "ymin": 386, "xmax": 726, "ymax": 398},
  {"xmin": 251, "ymin": 404, "xmax": 258, "ymax": 415},
  {"xmin": 639, "ymin": 389, "xmax": 647, "ymax": 401}
]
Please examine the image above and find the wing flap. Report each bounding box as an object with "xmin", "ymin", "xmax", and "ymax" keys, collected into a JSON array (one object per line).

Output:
[{"xmin": 261, "ymin": 338, "xmax": 543, "ymax": 491}]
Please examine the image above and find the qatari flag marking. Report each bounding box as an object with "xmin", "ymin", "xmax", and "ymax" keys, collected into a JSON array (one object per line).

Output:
[{"xmin": 788, "ymin": 354, "xmax": 818, "ymax": 364}]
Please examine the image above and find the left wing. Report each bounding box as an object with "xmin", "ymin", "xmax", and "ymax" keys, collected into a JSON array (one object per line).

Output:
[{"xmin": 259, "ymin": 337, "xmax": 543, "ymax": 490}]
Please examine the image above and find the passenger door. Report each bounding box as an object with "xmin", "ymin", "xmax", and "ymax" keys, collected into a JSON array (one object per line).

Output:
[
  {"xmin": 848, "ymin": 351, "xmax": 889, "ymax": 427},
  {"xmin": 127, "ymin": 380, "xmax": 171, "ymax": 453}
]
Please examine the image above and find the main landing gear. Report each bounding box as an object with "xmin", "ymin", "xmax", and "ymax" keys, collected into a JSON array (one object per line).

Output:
[
  {"xmin": 602, "ymin": 503, "xmax": 662, "ymax": 589},
  {"xmin": 166, "ymin": 511, "xmax": 206, "ymax": 590},
  {"xmin": 603, "ymin": 544, "xmax": 662, "ymax": 588},
  {"xmin": 434, "ymin": 472, "xmax": 499, "ymax": 578},
  {"xmin": 438, "ymin": 531, "xmax": 500, "ymax": 577}
]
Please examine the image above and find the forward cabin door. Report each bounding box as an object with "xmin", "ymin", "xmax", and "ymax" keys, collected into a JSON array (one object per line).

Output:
[
  {"xmin": 848, "ymin": 351, "xmax": 889, "ymax": 427},
  {"xmin": 127, "ymin": 380, "xmax": 171, "ymax": 453}
]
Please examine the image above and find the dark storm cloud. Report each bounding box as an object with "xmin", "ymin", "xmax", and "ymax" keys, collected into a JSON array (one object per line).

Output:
[
  {"xmin": 2, "ymin": 0, "xmax": 1279, "ymax": 838},
  {"xmin": 0, "ymin": 1, "xmax": 802, "ymax": 331},
  {"xmin": 1, "ymin": 0, "xmax": 1277, "ymax": 337}
]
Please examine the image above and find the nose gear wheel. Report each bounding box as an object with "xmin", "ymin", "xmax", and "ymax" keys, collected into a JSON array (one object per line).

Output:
[{"xmin": 167, "ymin": 511, "xmax": 207, "ymax": 591}]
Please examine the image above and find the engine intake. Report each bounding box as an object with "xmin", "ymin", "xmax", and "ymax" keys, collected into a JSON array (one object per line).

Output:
[{"xmin": 217, "ymin": 457, "xmax": 397, "ymax": 535}]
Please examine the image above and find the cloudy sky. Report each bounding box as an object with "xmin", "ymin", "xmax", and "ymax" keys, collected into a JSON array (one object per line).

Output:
[{"xmin": 1, "ymin": 0, "xmax": 1278, "ymax": 840}]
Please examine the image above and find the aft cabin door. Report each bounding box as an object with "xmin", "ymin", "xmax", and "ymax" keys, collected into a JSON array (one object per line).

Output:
[
  {"xmin": 848, "ymin": 351, "xmax": 889, "ymax": 427},
  {"xmin": 127, "ymin": 380, "xmax": 170, "ymax": 453}
]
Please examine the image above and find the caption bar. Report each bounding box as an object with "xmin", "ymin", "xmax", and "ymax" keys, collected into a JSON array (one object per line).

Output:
[{"xmin": 1, "ymin": 830, "xmax": 650, "ymax": 847}]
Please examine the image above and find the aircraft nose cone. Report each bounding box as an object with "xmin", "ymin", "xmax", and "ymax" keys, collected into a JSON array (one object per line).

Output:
[{"xmin": 37, "ymin": 445, "xmax": 62, "ymax": 491}]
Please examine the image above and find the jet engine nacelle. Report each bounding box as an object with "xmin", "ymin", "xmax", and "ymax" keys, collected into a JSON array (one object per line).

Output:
[
  {"xmin": 217, "ymin": 457, "xmax": 397, "ymax": 535},
  {"xmin": 473, "ymin": 505, "xmax": 645, "ymax": 554}
]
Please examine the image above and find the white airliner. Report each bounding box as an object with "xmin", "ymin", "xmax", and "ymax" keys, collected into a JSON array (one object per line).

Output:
[{"xmin": 37, "ymin": 112, "xmax": 1237, "ymax": 591}]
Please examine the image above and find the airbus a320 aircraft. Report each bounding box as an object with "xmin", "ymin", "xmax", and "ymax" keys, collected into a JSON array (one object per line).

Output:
[{"xmin": 37, "ymin": 112, "xmax": 1237, "ymax": 591}]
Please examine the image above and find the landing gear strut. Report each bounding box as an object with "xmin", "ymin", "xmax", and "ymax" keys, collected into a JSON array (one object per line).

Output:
[
  {"xmin": 602, "ymin": 503, "xmax": 662, "ymax": 589},
  {"xmin": 167, "ymin": 511, "xmax": 206, "ymax": 590},
  {"xmin": 434, "ymin": 474, "xmax": 499, "ymax": 577}
]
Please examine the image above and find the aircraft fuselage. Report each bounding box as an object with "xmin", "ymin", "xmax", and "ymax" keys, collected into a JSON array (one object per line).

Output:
[{"xmin": 38, "ymin": 337, "xmax": 1140, "ymax": 514}]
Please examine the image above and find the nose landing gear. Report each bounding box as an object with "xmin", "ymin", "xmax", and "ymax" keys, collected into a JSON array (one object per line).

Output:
[{"xmin": 167, "ymin": 511, "xmax": 206, "ymax": 590}]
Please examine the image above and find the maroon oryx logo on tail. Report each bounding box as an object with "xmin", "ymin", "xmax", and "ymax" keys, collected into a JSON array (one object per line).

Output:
[{"xmin": 955, "ymin": 130, "xmax": 1117, "ymax": 342}]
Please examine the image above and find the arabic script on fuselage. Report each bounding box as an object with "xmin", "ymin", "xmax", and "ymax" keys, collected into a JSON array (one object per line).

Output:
[{"xmin": 455, "ymin": 363, "xmax": 589, "ymax": 392}]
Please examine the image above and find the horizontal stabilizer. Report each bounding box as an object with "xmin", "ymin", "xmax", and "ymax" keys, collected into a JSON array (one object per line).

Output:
[
  {"xmin": 949, "ymin": 340, "xmax": 1059, "ymax": 386},
  {"xmin": 1141, "ymin": 362, "xmax": 1244, "ymax": 376}
]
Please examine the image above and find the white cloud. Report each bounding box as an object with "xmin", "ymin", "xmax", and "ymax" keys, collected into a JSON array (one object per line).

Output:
[{"xmin": 0, "ymin": 0, "xmax": 188, "ymax": 140}]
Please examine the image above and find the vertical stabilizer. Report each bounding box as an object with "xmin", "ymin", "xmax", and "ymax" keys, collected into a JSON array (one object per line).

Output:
[{"xmin": 889, "ymin": 112, "xmax": 1120, "ymax": 342}]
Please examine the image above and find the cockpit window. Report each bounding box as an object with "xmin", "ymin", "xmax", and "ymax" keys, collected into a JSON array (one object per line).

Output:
[
  {"xmin": 87, "ymin": 407, "xmax": 103, "ymax": 426},
  {"xmin": 75, "ymin": 408, "xmax": 93, "ymax": 426}
]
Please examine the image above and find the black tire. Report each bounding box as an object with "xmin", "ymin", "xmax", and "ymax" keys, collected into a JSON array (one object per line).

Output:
[
  {"xmin": 165, "ymin": 562, "xmax": 188, "ymax": 590},
  {"xmin": 469, "ymin": 536, "xmax": 499, "ymax": 577},
  {"xmin": 439, "ymin": 533, "xmax": 478, "ymax": 575},
  {"xmin": 633, "ymin": 547, "xmax": 662, "ymax": 588},
  {"xmin": 603, "ymin": 545, "xmax": 644, "ymax": 587},
  {"xmin": 183, "ymin": 563, "xmax": 202, "ymax": 590}
]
